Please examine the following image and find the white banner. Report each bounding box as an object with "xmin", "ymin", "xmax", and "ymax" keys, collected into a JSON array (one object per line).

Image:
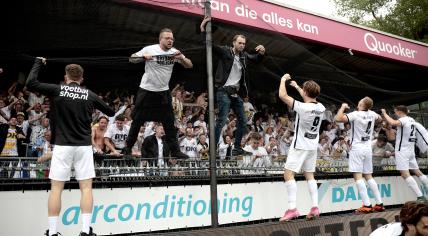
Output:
[{"xmin": 0, "ymin": 176, "xmax": 426, "ymax": 235}]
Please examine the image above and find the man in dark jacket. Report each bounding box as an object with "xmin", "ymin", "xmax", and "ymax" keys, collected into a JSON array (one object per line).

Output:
[
  {"xmin": 141, "ymin": 124, "xmax": 171, "ymax": 168},
  {"xmin": 200, "ymin": 16, "xmax": 265, "ymax": 156}
]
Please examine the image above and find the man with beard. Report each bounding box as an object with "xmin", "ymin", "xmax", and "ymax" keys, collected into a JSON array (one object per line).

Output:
[{"xmin": 122, "ymin": 28, "xmax": 193, "ymax": 159}]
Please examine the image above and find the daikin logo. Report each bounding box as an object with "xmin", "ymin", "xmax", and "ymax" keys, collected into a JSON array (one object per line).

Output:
[
  {"xmin": 332, "ymin": 184, "xmax": 391, "ymax": 203},
  {"xmin": 364, "ymin": 33, "xmax": 417, "ymax": 59}
]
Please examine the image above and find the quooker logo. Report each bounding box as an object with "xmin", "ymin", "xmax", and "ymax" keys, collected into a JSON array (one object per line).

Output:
[{"xmin": 364, "ymin": 32, "xmax": 417, "ymax": 59}]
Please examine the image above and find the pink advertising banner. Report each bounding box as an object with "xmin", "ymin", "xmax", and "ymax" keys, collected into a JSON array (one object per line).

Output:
[{"xmin": 132, "ymin": 0, "xmax": 428, "ymax": 67}]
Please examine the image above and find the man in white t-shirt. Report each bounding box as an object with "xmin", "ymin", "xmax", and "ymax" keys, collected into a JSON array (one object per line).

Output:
[
  {"xmin": 336, "ymin": 97, "xmax": 385, "ymax": 213},
  {"xmin": 104, "ymin": 115, "xmax": 130, "ymax": 156},
  {"xmin": 278, "ymin": 74, "xmax": 325, "ymax": 221},
  {"xmin": 382, "ymin": 106, "xmax": 428, "ymax": 201},
  {"xmin": 370, "ymin": 201, "xmax": 428, "ymax": 236},
  {"xmin": 179, "ymin": 127, "xmax": 198, "ymax": 159},
  {"xmin": 123, "ymin": 28, "xmax": 193, "ymax": 160}
]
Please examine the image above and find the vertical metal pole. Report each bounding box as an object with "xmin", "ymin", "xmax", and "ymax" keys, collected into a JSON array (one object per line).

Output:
[{"xmin": 204, "ymin": 0, "xmax": 218, "ymax": 228}]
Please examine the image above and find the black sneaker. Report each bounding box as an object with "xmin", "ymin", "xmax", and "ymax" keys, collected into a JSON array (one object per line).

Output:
[
  {"xmin": 232, "ymin": 148, "xmax": 252, "ymax": 156},
  {"xmin": 45, "ymin": 230, "xmax": 62, "ymax": 236},
  {"xmin": 171, "ymin": 150, "xmax": 189, "ymax": 159},
  {"xmin": 79, "ymin": 227, "xmax": 97, "ymax": 236}
]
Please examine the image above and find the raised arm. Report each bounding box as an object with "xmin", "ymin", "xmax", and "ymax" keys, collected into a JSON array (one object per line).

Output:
[
  {"xmin": 335, "ymin": 103, "xmax": 350, "ymax": 123},
  {"xmin": 381, "ymin": 109, "xmax": 401, "ymax": 127},
  {"xmin": 278, "ymin": 74, "xmax": 294, "ymax": 108},
  {"xmin": 25, "ymin": 57, "xmax": 59, "ymax": 96}
]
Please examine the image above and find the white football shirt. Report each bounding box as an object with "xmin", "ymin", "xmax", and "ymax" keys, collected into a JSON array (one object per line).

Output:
[
  {"xmin": 396, "ymin": 116, "xmax": 416, "ymax": 152},
  {"xmin": 291, "ymin": 100, "xmax": 325, "ymax": 150},
  {"xmin": 346, "ymin": 110, "xmax": 380, "ymax": 150}
]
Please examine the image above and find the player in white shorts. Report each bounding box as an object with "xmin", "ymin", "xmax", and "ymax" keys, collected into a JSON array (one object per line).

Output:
[
  {"xmin": 278, "ymin": 74, "xmax": 325, "ymax": 221},
  {"xmin": 26, "ymin": 58, "xmax": 114, "ymax": 236},
  {"xmin": 336, "ymin": 97, "xmax": 385, "ymax": 213},
  {"xmin": 382, "ymin": 105, "xmax": 428, "ymax": 201}
]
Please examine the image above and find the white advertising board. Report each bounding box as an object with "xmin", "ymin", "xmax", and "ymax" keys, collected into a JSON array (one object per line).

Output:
[{"xmin": 0, "ymin": 176, "xmax": 426, "ymax": 235}]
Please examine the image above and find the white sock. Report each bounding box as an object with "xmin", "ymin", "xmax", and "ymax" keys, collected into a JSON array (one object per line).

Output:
[
  {"xmin": 418, "ymin": 175, "xmax": 428, "ymax": 189},
  {"xmin": 307, "ymin": 180, "xmax": 318, "ymax": 207},
  {"xmin": 406, "ymin": 176, "xmax": 423, "ymax": 197},
  {"xmin": 48, "ymin": 216, "xmax": 58, "ymax": 236},
  {"xmin": 81, "ymin": 213, "xmax": 92, "ymax": 234},
  {"xmin": 285, "ymin": 180, "xmax": 297, "ymax": 209},
  {"xmin": 356, "ymin": 179, "xmax": 371, "ymax": 206},
  {"xmin": 367, "ymin": 178, "xmax": 383, "ymax": 205}
]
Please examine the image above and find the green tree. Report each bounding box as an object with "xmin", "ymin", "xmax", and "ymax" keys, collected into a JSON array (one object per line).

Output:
[{"xmin": 332, "ymin": 0, "xmax": 428, "ymax": 43}]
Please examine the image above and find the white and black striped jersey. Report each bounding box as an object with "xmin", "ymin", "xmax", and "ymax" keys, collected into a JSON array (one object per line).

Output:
[
  {"xmin": 291, "ymin": 100, "xmax": 325, "ymax": 150},
  {"xmin": 396, "ymin": 116, "xmax": 416, "ymax": 152},
  {"xmin": 415, "ymin": 122, "xmax": 428, "ymax": 154},
  {"xmin": 346, "ymin": 110, "xmax": 380, "ymax": 150}
]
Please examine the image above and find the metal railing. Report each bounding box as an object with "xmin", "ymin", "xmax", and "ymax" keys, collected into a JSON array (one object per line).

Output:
[{"xmin": 1, "ymin": 155, "xmax": 426, "ymax": 180}]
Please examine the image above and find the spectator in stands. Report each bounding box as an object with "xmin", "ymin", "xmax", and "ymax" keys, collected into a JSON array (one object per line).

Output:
[
  {"xmin": 179, "ymin": 127, "xmax": 198, "ymax": 159},
  {"xmin": 201, "ymin": 16, "xmax": 265, "ymax": 156},
  {"xmin": 278, "ymin": 128, "xmax": 293, "ymax": 156},
  {"xmin": 29, "ymin": 117, "xmax": 50, "ymax": 156},
  {"xmin": 370, "ymin": 201, "xmax": 428, "ymax": 236},
  {"xmin": 222, "ymin": 119, "xmax": 237, "ymax": 142},
  {"xmin": 336, "ymin": 97, "xmax": 385, "ymax": 213},
  {"xmin": 91, "ymin": 116, "xmax": 108, "ymax": 154},
  {"xmin": 382, "ymin": 106, "xmax": 428, "ymax": 201},
  {"xmin": 194, "ymin": 113, "xmax": 207, "ymax": 134},
  {"xmin": 331, "ymin": 135, "xmax": 349, "ymax": 159},
  {"xmin": 132, "ymin": 125, "xmax": 145, "ymax": 156},
  {"xmin": 218, "ymin": 135, "xmax": 233, "ymax": 160},
  {"xmin": 278, "ymin": 74, "xmax": 325, "ymax": 221},
  {"xmin": 27, "ymin": 91, "xmax": 44, "ymax": 107},
  {"xmin": 318, "ymin": 135, "xmax": 332, "ymax": 160},
  {"xmin": 264, "ymin": 126, "xmax": 275, "ymax": 146},
  {"xmin": 197, "ymin": 133, "xmax": 209, "ymax": 160},
  {"xmin": 380, "ymin": 120, "xmax": 397, "ymax": 143},
  {"xmin": 265, "ymin": 136, "xmax": 279, "ymax": 156},
  {"xmin": 141, "ymin": 125, "xmax": 171, "ymax": 168},
  {"xmin": 124, "ymin": 28, "xmax": 193, "ymax": 159},
  {"xmin": 28, "ymin": 102, "xmax": 46, "ymax": 126},
  {"xmin": 26, "ymin": 57, "xmax": 114, "ymax": 236},
  {"xmin": 0, "ymin": 116, "xmax": 26, "ymax": 156},
  {"xmin": 372, "ymin": 134, "xmax": 394, "ymax": 167},
  {"xmin": 172, "ymin": 87, "xmax": 184, "ymax": 120},
  {"xmin": 243, "ymin": 132, "xmax": 269, "ymax": 173},
  {"xmin": 16, "ymin": 112, "xmax": 29, "ymax": 138},
  {"xmin": 33, "ymin": 130, "xmax": 52, "ymax": 157},
  {"xmin": 253, "ymin": 116, "xmax": 264, "ymax": 134},
  {"xmin": 0, "ymin": 99, "xmax": 8, "ymax": 123},
  {"xmin": 104, "ymin": 114, "xmax": 130, "ymax": 156}
]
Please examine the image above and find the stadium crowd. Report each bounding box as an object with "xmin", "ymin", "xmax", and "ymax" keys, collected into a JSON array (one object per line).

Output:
[{"xmin": 1, "ymin": 73, "xmax": 426, "ymax": 176}]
